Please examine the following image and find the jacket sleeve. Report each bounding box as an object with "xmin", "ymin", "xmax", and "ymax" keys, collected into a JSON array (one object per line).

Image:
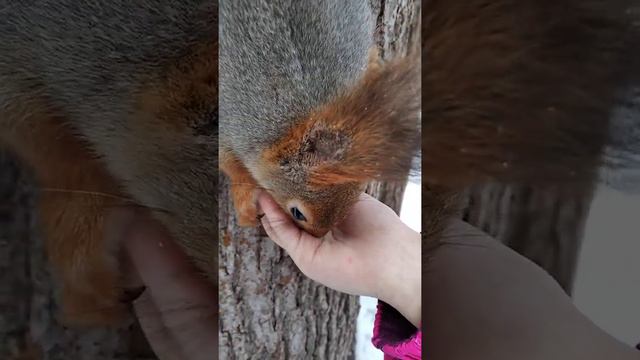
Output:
[{"xmin": 371, "ymin": 300, "xmax": 422, "ymax": 360}]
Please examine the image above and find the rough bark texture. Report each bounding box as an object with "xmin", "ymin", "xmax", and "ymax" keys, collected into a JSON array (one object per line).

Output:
[
  {"xmin": 461, "ymin": 183, "xmax": 595, "ymax": 294},
  {"xmin": 0, "ymin": 150, "xmax": 33, "ymax": 359},
  {"xmin": 219, "ymin": 179, "xmax": 407, "ymax": 360},
  {"xmin": 218, "ymin": 1, "xmax": 419, "ymax": 359}
]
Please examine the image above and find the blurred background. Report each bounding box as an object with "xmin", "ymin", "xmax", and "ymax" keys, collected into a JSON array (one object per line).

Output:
[{"xmin": 357, "ymin": 182, "xmax": 640, "ymax": 359}]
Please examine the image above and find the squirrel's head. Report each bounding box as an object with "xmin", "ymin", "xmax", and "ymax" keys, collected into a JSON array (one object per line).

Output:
[
  {"xmin": 256, "ymin": 123, "xmax": 367, "ymax": 237},
  {"xmin": 259, "ymin": 172, "xmax": 365, "ymax": 238},
  {"xmin": 105, "ymin": 42, "xmax": 218, "ymax": 276},
  {"xmin": 256, "ymin": 56, "xmax": 420, "ymax": 237}
]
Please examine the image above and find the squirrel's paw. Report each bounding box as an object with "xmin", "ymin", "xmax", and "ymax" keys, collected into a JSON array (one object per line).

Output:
[
  {"xmin": 238, "ymin": 207, "xmax": 259, "ymax": 227},
  {"xmin": 230, "ymin": 184, "xmax": 259, "ymax": 227}
]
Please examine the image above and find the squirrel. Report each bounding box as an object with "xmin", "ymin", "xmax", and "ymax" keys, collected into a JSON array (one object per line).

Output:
[
  {"xmin": 422, "ymin": 1, "xmax": 640, "ymax": 242},
  {"xmin": 219, "ymin": 0, "xmax": 421, "ymax": 237},
  {"xmin": 0, "ymin": 1, "xmax": 217, "ymax": 326}
]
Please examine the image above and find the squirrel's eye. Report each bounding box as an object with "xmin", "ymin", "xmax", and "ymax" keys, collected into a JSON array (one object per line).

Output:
[{"xmin": 290, "ymin": 207, "xmax": 307, "ymax": 222}]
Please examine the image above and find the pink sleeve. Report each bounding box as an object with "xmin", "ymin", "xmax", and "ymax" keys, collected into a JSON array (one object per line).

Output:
[{"xmin": 371, "ymin": 300, "xmax": 422, "ymax": 360}]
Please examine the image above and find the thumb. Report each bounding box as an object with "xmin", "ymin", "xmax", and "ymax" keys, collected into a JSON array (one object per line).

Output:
[{"xmin": 257, "ymin": 192, "xmax": 321, "ymax": 262}]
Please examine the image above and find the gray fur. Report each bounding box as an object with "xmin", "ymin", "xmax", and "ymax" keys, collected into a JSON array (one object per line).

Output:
[
  {"xmin": 0, "ymin": 1, "xmax": 218, "ymax": 276},
  {"xmin": 0, "ymin": 1, "xmax": 212, "ymax": 120},
  {"xmin": 219, "ymin": 0, "xmax": 374, "ymax": 170}
]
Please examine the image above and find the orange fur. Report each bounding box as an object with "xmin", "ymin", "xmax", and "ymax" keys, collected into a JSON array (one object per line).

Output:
[
  {"xmin": 260, "ymin": 55, "xmax": 420, "ymax": 190},
  {"xmin": 244, "ymin": 53, "xmax": 419, "ymax": 237},
  {"xmin": 220, "ymin": 148, "xmax": 260, "ymax": 227},
  {"xmin": 2, "ymin": 111, "xmax": 127, "ymax": 326},
  {"xmin": 0, "ymin": 43, "xmax": 217, "ymax": 327},
  {"xmin": 135, "ymin": 44, "xmax": 217, "ymax": 135},
  {"xmin": 308, "ymin": 56, "xmax": 419, "ymax": 188},
  {"xmin": 92, "ymin": 42, "xmax": 219, "ymax": 281},
  {"xmin": 260, "ymin": 120, "xmax": 315, "ymax": 169}
]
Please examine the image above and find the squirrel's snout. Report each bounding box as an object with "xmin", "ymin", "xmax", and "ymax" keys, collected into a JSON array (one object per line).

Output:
[{"xmin": 302, "ymin": 225, "xmax": 330, "ymax": 238}]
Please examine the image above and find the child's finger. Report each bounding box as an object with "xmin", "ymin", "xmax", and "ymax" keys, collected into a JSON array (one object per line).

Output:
[
  {"xmin": 257, "ymin": 192, "xmax": 322, "ymax": 264},
  {"xmin": 124, "ymin": 217, "xmax": 215, "ymax": 305},
  {"xmin": 257, "ymin": 192, "xmax": 302, "ymax": 250},
  {"xmin": 122, "ymin": 216, "xmax": 218, "ymax": 357},
  {"xmin": 132, "ymin": 291, "xmax": 184, "ymax": 360}
]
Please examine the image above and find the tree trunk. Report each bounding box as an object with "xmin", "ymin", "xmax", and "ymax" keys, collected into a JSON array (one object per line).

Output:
[
  {"xmin": 461, "ymin": 183, "xmax": 595, "ymax": 294},
  {"xmin": 218, "ymin": 179, "xmax": 407, "ymax": 360},
  {"xmin": 218, "ymin": 1, "xmax": 420, "ymax": 359}
]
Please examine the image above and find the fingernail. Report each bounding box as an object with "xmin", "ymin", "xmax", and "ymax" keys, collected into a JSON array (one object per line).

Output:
[
  {"xmin": 119, "ymin": 286, "xmax": 147, "ymax": 303},
  {"xmin": 256, "ymin": 201, "xmax": 266, "ymax": 223}
]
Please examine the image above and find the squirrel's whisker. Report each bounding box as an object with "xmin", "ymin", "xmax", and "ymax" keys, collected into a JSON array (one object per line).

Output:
[
  {"xmin": 40, "ymin": 188, "xmax": 134, "ymax": 202},
  {"xmin": 40, "ymin": 188, "xmax": 173, "ymax": 215}
]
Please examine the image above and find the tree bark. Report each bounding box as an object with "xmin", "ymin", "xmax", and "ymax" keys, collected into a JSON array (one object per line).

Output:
[
  {"xmin": 461, "ymin": 183, "xmax": 595, "ymax": 294},
  {"xmin": 218, "ymin": 179, "xmax": 407, "ymax": 360},
  {"xmin": 0, "ymin": 150, "xmax": 34, "ymax": 360},
  {"xmin": 218, "ymin": 1, "xmax": 420, "ymax": 359}
]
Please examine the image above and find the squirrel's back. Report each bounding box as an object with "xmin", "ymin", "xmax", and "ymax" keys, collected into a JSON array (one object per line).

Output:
[
  {"xmin": 219, "ymin": 0, "xmax": 374, "ymax": 164},
  {"xmin": 0, "ymin": 0, "xmax": 214, "ymax": 132}
]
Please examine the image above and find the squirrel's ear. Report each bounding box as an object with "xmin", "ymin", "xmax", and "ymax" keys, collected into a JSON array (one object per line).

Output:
[
  {"xmin": 306, "ymin": 55, "xmax": 421, "ymax": 188},
  {"xmin": 301, "ymin": 127, "xmax": 352, "ymax": 164}
]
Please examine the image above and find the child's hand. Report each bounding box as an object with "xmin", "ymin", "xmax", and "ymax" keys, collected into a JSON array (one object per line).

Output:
[
  {"xmin": 107, "ymin": 210, "xmax": 218, "ymax": 360},
  {"xmin": 257, "ymin": 191, "xmax": 421, "ymax": 327}
]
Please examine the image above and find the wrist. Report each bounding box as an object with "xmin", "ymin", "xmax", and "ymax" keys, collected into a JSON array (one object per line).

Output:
[{"xmin": 375, "ymin": 224, "xmax": 421, "ymax": 327}]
